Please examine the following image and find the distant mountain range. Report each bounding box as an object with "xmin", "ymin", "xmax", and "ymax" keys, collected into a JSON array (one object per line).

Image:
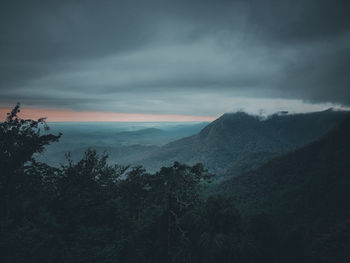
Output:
[
  {"xmin": 112, "ymin": 123, "xmax": 208, "ymax": 145},
  {"xmin": 138, "ymin": 109, "xmax": 350, "ymax": 177},
  {"xmin": 40, "ymin": 109, "xmax": 349, "ymax": 177},
  {"xmin": 38, "ymin": 122, "xmax": 208, "ymax": 166}
]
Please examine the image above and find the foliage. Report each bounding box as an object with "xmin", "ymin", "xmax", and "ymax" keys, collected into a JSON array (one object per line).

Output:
[
  {"xmin": 0, "ymin": 103, "xmax": 61, "ymax": 246},
  {"xmin": 1, "ymin": 105, "xmax": 349, "ymax": 263},
  {"xmin": 218, "ymin": 116, "xmax": 350, "ymax": 262}
]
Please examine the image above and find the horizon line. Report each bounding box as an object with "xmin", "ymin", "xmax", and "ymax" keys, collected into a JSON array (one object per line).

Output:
[{"xmin": 0, "ymin": 107, "xmax": 217, "ymax": 122}]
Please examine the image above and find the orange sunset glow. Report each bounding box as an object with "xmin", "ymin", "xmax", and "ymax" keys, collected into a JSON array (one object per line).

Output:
[{"xmin": 0, "ymin": 107, "xmax": 216, "ymax": 122}]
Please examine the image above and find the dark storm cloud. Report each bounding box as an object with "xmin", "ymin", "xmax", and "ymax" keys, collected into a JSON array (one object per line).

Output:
[
  {"xmin": 0, "ymin": 0, "xmax": 349, "ymax": 114},
  {"xmin": 0, "ymin": 1, "xmax": 159, "ymax": 85},
  {"xmin": 244, "ymin": 0, "xmax": 350, "ymax": 42}
]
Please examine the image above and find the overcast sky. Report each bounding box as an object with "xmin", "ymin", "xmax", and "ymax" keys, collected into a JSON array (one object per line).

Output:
[{"xmin": 1, "ymin": 0, "xmax": 349, "ymax": 117}]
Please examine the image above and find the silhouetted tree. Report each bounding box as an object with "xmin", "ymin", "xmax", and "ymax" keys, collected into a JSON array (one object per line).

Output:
[{"xmin": 0, "ymin": 103, "xmax": 61, "ymax": 262}]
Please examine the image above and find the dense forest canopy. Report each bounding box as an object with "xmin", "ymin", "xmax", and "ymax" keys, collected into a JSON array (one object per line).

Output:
[{"xmin": 1, "ymin": 105, "xmax": 349, "ymax": 263}]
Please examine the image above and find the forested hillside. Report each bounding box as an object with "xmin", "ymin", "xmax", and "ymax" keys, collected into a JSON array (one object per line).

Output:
[
  {"xmin": 219, "ymin": 115, "xmax": 350, "ymax": 214},
  {"xmin": 218, "ymin": 116, "xmax": 350, "ymax": 261},
  {"xmin": 1, "ymin": 105, "xmax": 349, "ymax": 263},
  {"xmin": 139, "ymin": 110, "xmax": 349, "ymax": 177}
]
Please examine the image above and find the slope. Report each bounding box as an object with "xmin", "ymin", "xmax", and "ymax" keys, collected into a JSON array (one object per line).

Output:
[
  {"xmin": 218, "ymin": 115, "xmax": 350, "ymax": 222},
  {"xmin": 138, "ymin": 109, "xmax": 349, "ymax": 176}
]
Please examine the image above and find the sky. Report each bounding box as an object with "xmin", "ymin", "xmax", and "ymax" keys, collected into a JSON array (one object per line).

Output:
[{"xmin": 1, "ymin": 0, "xmax": 349, "ymax": 121}]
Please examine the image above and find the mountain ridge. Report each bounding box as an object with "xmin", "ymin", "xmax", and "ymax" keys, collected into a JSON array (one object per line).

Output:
[
  {"xmin": 217, "ymin": 114, "xmax": 350, "ymax": 232},
  {"xmin": 137, "ymin": 109, "xmax": 350, "ymax": 176}
]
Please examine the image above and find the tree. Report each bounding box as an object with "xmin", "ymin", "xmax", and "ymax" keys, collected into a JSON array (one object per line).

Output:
[
  {"xmin": 0, "ymin": 104, "xmax": 61, "ymax": 262},
  {"xmin": 146, "ymin": 162, "xmax": 212, "ymax": 262},
  {"xmin": 197, "ymin": 195, "xmax": 242, "ymax": 263},
  {"xmin": 0, "ymin": 103, "xmax": 61, "ymax": 232}
]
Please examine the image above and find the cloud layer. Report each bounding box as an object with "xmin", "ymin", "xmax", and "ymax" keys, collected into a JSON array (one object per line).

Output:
[{"xmin": 1, "ymin": 0, "xmax": 349, "ymax": 116}]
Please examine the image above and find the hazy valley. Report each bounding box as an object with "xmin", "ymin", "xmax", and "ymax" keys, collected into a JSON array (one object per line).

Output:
[{"xmin": 40, "ymin": 109, "xmax": 350, "ymax": 179}]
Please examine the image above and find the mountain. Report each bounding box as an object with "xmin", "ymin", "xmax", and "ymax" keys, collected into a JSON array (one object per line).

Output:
[
  {"xmin": 113, "ymin": 123, "xmax": 208, "ymax": 145},
  {"xmin": 113, "ymin": 128, "xmax": 168, "ymax": 145},
  {"xmin": 38, "ymin": 122, "xmax": 208, "ymax": 166},
  {"xmin": 214, "ymin": 115, "xmax": 350, "ymax": 263},
  {"xmin": 218, "ymin": 115, "xmax": 350, "ymax": 221},
  {"xmin": 138, "ymin": 109, "xmax": 350, "ymax": 176},
  {"xmin": 38, "ymin": 144, "xmax": 159, "ymax": 167}
]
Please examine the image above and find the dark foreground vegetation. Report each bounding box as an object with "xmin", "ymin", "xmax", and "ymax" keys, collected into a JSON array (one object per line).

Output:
[{"xmin": 1, "ymin": 104, "xmax": 349, "ymax": 263}]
